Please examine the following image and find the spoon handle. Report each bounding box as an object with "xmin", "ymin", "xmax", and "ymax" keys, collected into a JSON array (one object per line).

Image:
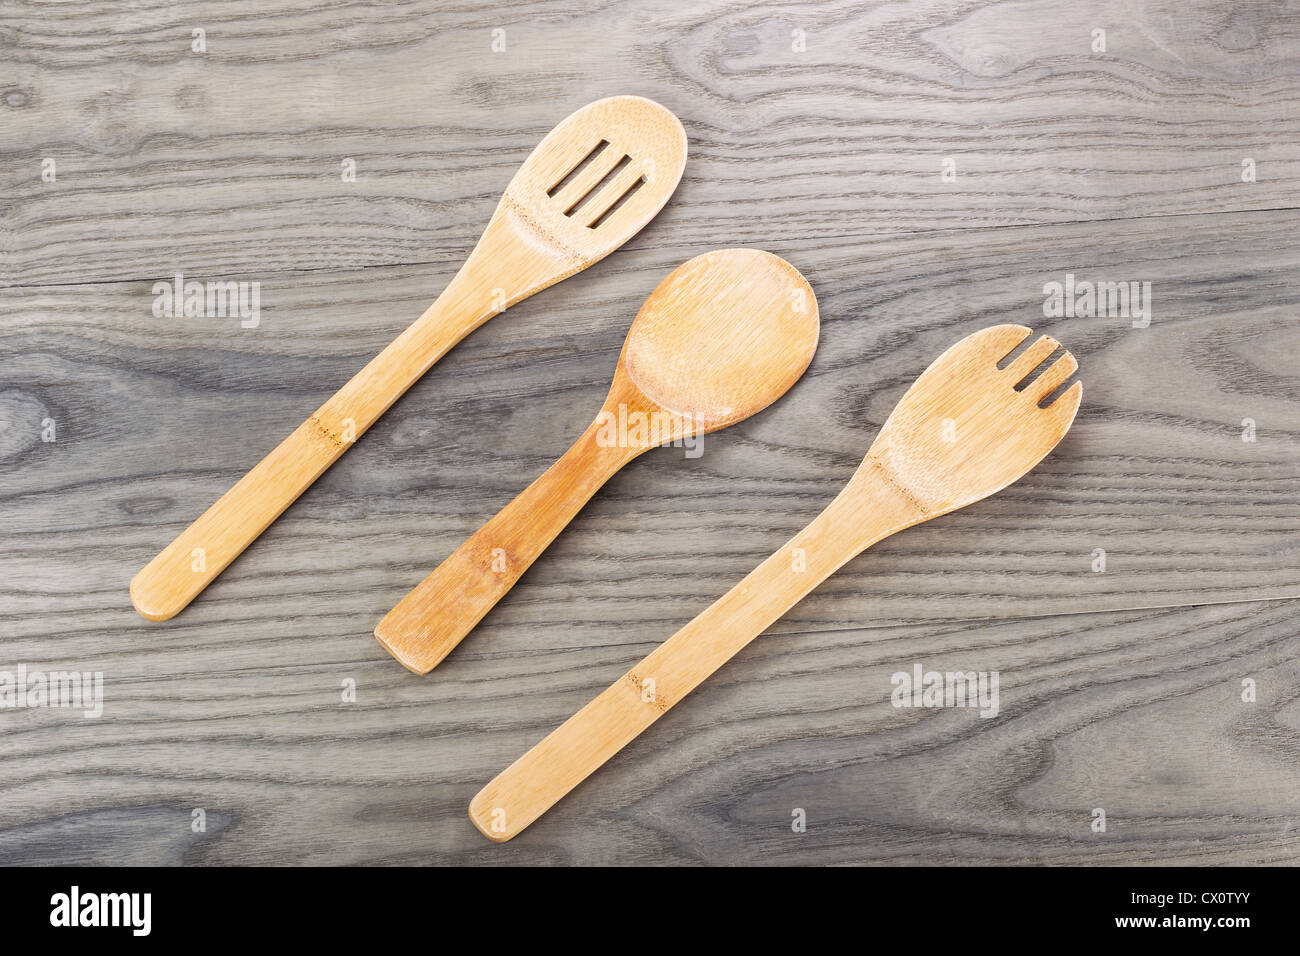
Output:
[
  {"xmin": 128, "ymin": 217, "xmax": 580, "ymax": 623},
  {"xmin": 469, "ymin": 465, "xmax": 920, "ymax": 841},
  {"xmin": 128, "ymin": 257, "xmax": 508, "ymax": 622},
  {"xmin": 375, "ymin": 418, "xmax": 637, "ymax": 674}
]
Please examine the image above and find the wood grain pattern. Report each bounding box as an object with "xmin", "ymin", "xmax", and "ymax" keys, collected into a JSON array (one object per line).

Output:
[
  {"xmin": 1, "ymin": 0, "xmax": 1297, "ymax": 864},
  {"xmin": 376, "ymin": 249, "xmax": 818, "ymax": 673},
  {"xmin": 4, "ymin": 0, "xmax": 1299, "ymax": 285},
  {"xmin": 0, "ymin": 598, "xmax": 1296, "ymax": 865}
]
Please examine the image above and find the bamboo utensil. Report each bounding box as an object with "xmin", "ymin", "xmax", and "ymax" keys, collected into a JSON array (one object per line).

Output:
[
  {"xmin": 468, "ymin": 324, "xmax": 1082, "ymax": 841},
  {"xmin": 375, "ymin": 249, "xmax": 820, "ymax": 674},
  {"xmin": 130, "ymin": 96, "xmax": 687, "ymax": 622}
]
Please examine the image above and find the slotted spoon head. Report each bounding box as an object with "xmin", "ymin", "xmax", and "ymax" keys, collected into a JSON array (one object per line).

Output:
[
  {"xmin": 495, "ymin": 95, "xmax": 687, "ymax": 268},
  {"xmin": 865, "ymin": 324, "xmax": 1082, "ymax": 517}
]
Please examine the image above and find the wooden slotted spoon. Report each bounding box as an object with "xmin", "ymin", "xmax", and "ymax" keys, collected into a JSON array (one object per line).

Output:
[
  {"xmin": 375, "ymin": 249, "xmax": 820, "ymax": 674},
  {"xmin": 130, "ymin": 96, "xmax": 687, "ymax": 621},
  {"xmin": 468, "ymin": 324, "xmax": 1082, "ymax": 841}
]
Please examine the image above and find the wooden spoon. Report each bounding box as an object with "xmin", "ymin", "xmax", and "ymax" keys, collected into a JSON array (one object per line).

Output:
[
  {"xmin": 468, "ymin": 324, "xmax": 1082, "ymax": 841},
  {"xmin": 374, "ymin": 249, "xmax": 820, "ymax": 674},
  {"xmin": 130, "ymin": 95, "xmax": 687, "ymax": 621}
]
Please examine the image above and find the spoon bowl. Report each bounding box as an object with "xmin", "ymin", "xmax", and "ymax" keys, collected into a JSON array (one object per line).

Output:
[
  {"xmin": 615, "ymin": 248, "xmax": 819, "ymax": 438},
  {"xmin": 374, "ymin": 249, "xmax": 820, "ymax": 674}
]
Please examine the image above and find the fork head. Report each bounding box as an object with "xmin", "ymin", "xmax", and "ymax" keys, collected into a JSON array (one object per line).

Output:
[
  {"xmin": 496, "ymin": 95, "xmax": 687, "ymax": 267},
  {"xmin": 865, "ymin": 325, "xmax": 1082, "ymax": 517}
]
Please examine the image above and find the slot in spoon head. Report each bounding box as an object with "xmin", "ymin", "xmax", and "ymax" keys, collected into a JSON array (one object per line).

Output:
[{"xmin": 607, "ymin": 248, "xmax": 820, "ymax": 444}]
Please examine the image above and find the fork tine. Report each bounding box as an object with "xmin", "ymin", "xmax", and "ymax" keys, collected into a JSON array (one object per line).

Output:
[
  {"xmin": 973, "ymin": 324, "xmax": 1034, "ymax": 362},
  {"xmin": 944, "ymin": 324, "xmax": 1033, "ymax": 369},
  {"xmin": 1042, "ymin": 379, "xmax": 1083, "ymax": 428},
  {"xmin": 1003, "ymin": 335, "xmax": 1059, "ymax": 383},
  {"xmin": 1027, "ymin": 351, "xmax": 1078, "ymax": 404}
]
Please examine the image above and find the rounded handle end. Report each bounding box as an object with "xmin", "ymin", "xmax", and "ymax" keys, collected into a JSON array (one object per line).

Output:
[
  {"xmin": 468, "ymin": 791, "xmax": 519, "ymax": 843},
  {"xmin": 129, "ymin": 567, "xmax": 187, "ymax": 622},
  {"xmin": 372, "ymin": 616, "xmax": 446, "ymax": 675}
]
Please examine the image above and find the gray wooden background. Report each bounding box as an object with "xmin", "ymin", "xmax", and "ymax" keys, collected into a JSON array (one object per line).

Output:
[{"xmin": 2, "ymin": 0, "xmax": 1298, "ymax": 865}]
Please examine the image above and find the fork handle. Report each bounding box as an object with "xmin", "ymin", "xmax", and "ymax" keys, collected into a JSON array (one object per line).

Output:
[
  {"xmin": 469, "ymin": 467, "xmax": 919, "ymax": 841},
  {"xmin": 375, "ymin": 419, "xmax": 638, "ymax": 674},
  {"xmin": 130, "ymin": 257, "xmax": 507, "ymax": 622}
]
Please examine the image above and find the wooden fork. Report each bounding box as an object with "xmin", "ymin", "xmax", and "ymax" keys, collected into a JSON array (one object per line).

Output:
[
  {"xmin": 130, "ymin": 96, "xmax": 687, "ymax": 621},
  {"xmin": 468, "ymin": 324, "xmax": 1082, "ymax": 841}
]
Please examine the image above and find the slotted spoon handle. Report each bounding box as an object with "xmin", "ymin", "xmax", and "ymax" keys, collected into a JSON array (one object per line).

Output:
[
  {"xmin": 375, "ymin": 419, "xmax": 636, "ymax": 673},
  {"xmin": 469, "ymin": 467, "xmax": 919, "ymax": 841},
  {"xmin": 130, "ymin": 239, "xmax": 554, "ymax": 622}
]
